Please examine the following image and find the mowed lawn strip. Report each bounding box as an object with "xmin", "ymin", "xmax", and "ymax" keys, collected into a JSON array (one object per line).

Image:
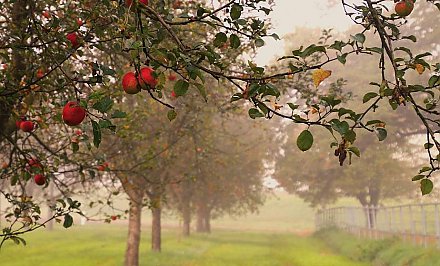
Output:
[{"xmin": 1, "ymin": 225, "xmax": 367, "ymax": 266}]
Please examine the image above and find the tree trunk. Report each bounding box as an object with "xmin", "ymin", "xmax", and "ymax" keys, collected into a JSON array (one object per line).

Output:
[
  {"xmin": 361, "ymin": 205, "xmax": 377, "ymax": 229},
  {"xmin": 125, "ymin": 198, "xmax": 142, "ymax": 266},
  {"xmin": 203, "ymin": 209, "xmax": 211, "ymax": 234},
  {"xmin": 151, "ymin": 206, "xmax": 161, "ymax": 252},
  {"xmin": 196, "ymin": 202, "xmax": 207, "ymax": 233},
  {"xmin": 0, "ymin": 0, "xmax": 29, "ymax": 143},
  {"xmin": 182, "ymin": 201, "xmax": 191, "ymax": 237}
]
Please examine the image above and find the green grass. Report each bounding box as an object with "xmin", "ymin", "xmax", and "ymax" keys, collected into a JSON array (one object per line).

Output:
[
  {"xmin": 1, "ymin": 225, "xmax": 367, "ymax": 266},
  {"xmin": 316, "ymin": 228, "xmax": 440, "ymax": 266}
]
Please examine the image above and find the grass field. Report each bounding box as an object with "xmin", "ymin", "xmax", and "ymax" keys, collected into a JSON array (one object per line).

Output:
[
  {"xmin": 1, "ymin": 226, "xmax": 368, "ymax": 266},
  {"xmin": 0, "ymin": 192, "xmax": 370, "ymax": 266}
]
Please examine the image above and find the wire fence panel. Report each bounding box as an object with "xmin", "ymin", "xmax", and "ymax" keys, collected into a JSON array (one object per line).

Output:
[{"xmin": 315, "ymin": 203, "xmax": 440, "ymax": 248}]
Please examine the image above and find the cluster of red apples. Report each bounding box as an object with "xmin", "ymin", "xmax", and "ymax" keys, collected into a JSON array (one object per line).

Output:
[
  {"xmin": 122, "ymin": 67, "xmax": 157, "ymax": 94},
  {"xmin": 27, "ymin": 158, "xmax": 46, "ymax": 186},
  {"xmin": 16, "ymin": 117, "xmax": 35, "ymax": 132}
]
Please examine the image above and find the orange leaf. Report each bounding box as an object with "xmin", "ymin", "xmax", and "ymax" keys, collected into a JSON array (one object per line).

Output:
[
  {"xmin": 415, "ymin": 64, "xmax": 425, "ymax": 75},
  {"xmin": 312, "ymin": 69, "xmax": 332, "ymax": 87}
]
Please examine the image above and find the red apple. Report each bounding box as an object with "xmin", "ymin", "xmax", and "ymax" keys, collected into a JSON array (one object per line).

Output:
[
  {"xmin": 168, "ymin": 73, "xmax": 177, "ymax": 81},
  {"xmin": 76, "ymin": 18, "xmax": 83, "ymax": 27},
  {"xmin": 111, "ymin": 215, "xmax": 117, "ymax": 221},
  {"xmin": 36, "ymin": 68, "xmax": 45, "ymax": 79},
  {"xmin": 171, "ymin": 90, "xmax": 177, "ymax": 98},
  {"xmin": 125, "ymin": 0, "xmax": 148, "ymax": 9},
  {"xmin": 395, "ymin": 0, "xmax": 414, "ymax": 17},
  {"xmin": 20, "ymin": 121, "xmax": 34, "ymax": 132},
  {"xmin": 67, "ymin": 32, "xmax": 80, "ymax": 48},
  {"xmin": 28, "ymin": 158, "xmax": 43, "ymax": 172},
  {"xmin": 16, "ymin": 120, "xmax": 23, "ymax": 129},
  {"xmin": 34, "ymin": 174, "xmax": 46, "ymax": 186},
  {"xmin": 97, "ymin": 165, "xmax": 105, "ymax": 171},
  {"xmin": 42, "ymin": 11, "xmax": 51, "ymax": 19},
  {"xmin": 138, "ymin": 67, "xmax": 157, "ymax": 89},
  {"xmin": 62, "ymin": 101, "xmax": 86, "ymax": 126},
  {"xmin": 173, "ymin": 1, "xmax": 182, "ymax": 9},
  {"xmin": 122, "ymin": 72, "xmax": 141, "ymax": 94}
]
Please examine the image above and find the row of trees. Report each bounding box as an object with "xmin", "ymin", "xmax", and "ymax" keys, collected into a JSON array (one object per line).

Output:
[{"xmin": 0, "ymin": 0, "xmax": 439, "ymax": 265}]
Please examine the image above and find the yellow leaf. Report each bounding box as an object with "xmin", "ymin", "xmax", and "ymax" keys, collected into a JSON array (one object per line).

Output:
[
  {"xmin": 415, "ymin": 64, "xmax": 425, "ymax": 75},
  {"xmin": 312, "ymin": 69, "xmax": 332, "ymax": 87}
]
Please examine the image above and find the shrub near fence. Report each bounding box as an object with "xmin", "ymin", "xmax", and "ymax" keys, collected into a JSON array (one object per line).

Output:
[{"xmin": 316, "ymin": 203, "xmax": 440, "ymax": 248}]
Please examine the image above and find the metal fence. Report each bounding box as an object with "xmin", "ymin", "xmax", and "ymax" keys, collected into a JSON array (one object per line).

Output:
[{"xmin": 316, "ymin": 203, "xmax": 440, "ymax": 247}]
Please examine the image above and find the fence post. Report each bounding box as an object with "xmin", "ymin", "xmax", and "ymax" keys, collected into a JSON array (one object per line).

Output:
[
  {"xmin": 435, "ymin": 204, "xmax": 440, "ymax": 248},
  {"xmin": 386, "ymin": 207, "xmax": 391, "ymax": 237},
  {"xmin": 372, "ymin": 205, "xmax": 378, "ymax": 239},
  {"xmin": 421, "ymin": 204, "xmax": 427, "ymax": 248},
  {"xmin": 399, "ymin": 206, "xmax": 405, "ymax": 241},
  {"xmin": 409, "ymin": 205, "xmax": 416, "ymax": 245}
]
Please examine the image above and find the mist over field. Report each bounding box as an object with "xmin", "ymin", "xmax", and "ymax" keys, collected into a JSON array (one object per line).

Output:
[{"xmin": 1, "ymin": 0, "xmax": 439, "ymax": 265}]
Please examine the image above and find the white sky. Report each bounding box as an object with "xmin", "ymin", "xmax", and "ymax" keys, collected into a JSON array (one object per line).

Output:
[{"xmin": 254, "ymin": 0, "xmax": 354, "ymax": 65}]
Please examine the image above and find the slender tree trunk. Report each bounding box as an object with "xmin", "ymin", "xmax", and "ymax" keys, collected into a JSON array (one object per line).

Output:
[
  {"xmin": 151, "ymin": 206, "xmax": 161, "ymax": 252},
  {"xmin": 125, "ymin": 198, "xmax": 142, "ymax": 266},
  {"xmin": 182, "ymin": 201, "xmax": 191, "ymax": 237},
  {"xmin": 203, "ymin": 209, "xmax": 211, "ymax": 234},
  {"xmin": 181, "ymin": 179, "xmax": 192, "ymax": 237},
  {"xmin": 196, "ymin": 202, "xmax": 207, "ymax": 233}
]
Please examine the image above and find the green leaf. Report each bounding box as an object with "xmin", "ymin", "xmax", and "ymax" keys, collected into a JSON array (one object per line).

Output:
[
  {"xmin": 363, "ymin": 92, "xmax": 379, "ymax": 103},
  {"xmin": 63, "ymin": 214, "xmax": 74, "ymax": 228},
  {"xmin": 194, "ymin": 83, "xmax": 207, "ymax": 102},
  {"xmin": 344, "ymin": 130, "xmax": 357, "ymax": 143},
  {"xmin": 297, "ymin": 130, "xmax": 314, "ymax": 152},
  {"xmin": 366, "ymin": 47, "xmax": 383, "ymax": 54},
  {"xmin": 424, "ymin": 143, "xmax": 434, "ymax": 149},
  {"xmin": 92, "ymin": 96, "xmax": 113, "ymax": 113},
  {"xmin": 213, "ymin": 32, "xmax": 228, "ymax": 47},
  {"xmin": 429, "ymin": 75, "xmax": 440, "ymax": 87},
  {"xmin": 167, "ymin": 110, "xmax": 177, "ymax": 121},
  {"xmin": 230, "ymin": 3, "xmax": 243, "ymax": 20},
  {"xmin": 347, "ymin": 146, "xmax": 360, "ymax": 157},
  {"xmin": 230, "ymin": 93, "xmax": 242, "ymax": 102},
  {"xmin": 419, "ymin": 166, "xmax": 432, "ymax": 174},
  {"xmin": 421, "ymin": 179, "xmax": 434, "ymax": 195},
  {"xmin": 91, "ymin": 120, "xmax": 101, "ymax": 148},
  {"xmin": 365, "ymin": 120, "xmax": 384, "ymax": 126},
  {"xmin": 255, "ymin": 39, "xmax": 265, "ymax": 48},
  {"xmin": 111, "ymin": 110, "xmax": 127, "ymax": 119},
  {"xmin": 248, "ymin": 108, "xmax": 264, "ymax": 119},
  {"xmin": 375, "ymin": 128, "xmax": 387, "ymax": 141},
  {"xmin": 402, "ymin": 35, "xmax": 417, "ymax": 42},
  {"xmin": 10, "ymin": 174, "xmax": 18, "ymax": 186},
  {"xmin": 72, "ymin": 142, "xmax": 79, "ymax": 153},
  {"xmin": 337, "ymin": 53, "xmax": 347, "ymax": 64},
  {"xmin": 351, "ymin": 33, "xmax": 366, "ymax": 44},
  {"xmin": 298, "ymin": 44, "xmax": 326, "ymax": 58},
  {"xmin": 331, "ymin": 120, "xmax": 349, "ymax": 135},
  {"xmin": 412, "ymin": 175, "xmax": 425, "ymax": 181},
  {"xmin": 287, "ymin": 103, "xmax": 299, "ymax": 111},
  {"xmin": 229, "ymin": 34, "xmax": 241, "ymax": 49},
  {"xmin": 174, "ymin": 80, "xmax": 189, "ymax": 96}
]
